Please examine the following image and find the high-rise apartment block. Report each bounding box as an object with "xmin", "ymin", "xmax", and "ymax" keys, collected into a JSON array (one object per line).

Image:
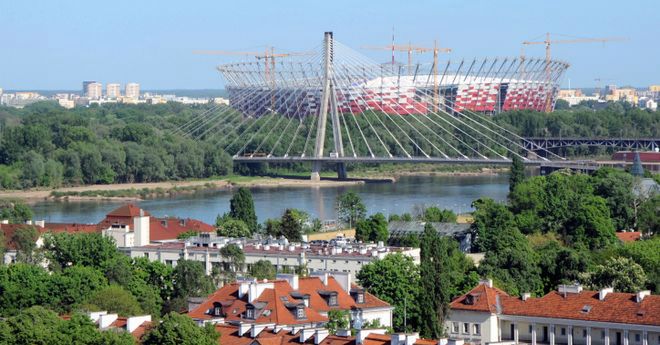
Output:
[
  {"xmin": 86, "ymin": 82, "xmax": 103, "ymax": 100},
  {"xmin": 106, "ymin": 83, "xmax": 121, "ymax": 99},
  {"xmin": 82, "ymin": 81, "xmax": 96, "ymax": 96},
  {"xmin": 125, "ymin": 83, "xmax": 140, "ymax": 99}
]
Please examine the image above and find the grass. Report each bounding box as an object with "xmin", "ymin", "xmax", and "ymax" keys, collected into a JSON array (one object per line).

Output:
[{"xmin": 50, "ymin": 183, "xmax": 218, "ymax": 199}]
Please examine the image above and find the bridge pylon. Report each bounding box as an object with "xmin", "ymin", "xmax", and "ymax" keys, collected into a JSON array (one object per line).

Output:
[{"xmin": 311, "ymin": 31, "xmax": 346, "ymax": 181}]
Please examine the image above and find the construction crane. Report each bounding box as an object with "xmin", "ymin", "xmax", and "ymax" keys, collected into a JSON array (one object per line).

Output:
[
  {"xmin": 522, "ymin": 33, "xmax": 626, "ymax": 112},
  {"xmin": 361, "ymin": 42, "xmax": 452, "ymax": 74},
  {"xmin": 194, "ymin": 48, "xmax": 313, "ymax": 110}
]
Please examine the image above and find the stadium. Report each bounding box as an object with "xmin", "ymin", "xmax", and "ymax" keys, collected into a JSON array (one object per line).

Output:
[{"xmin": 216, "ymin": 39, "xmax": 570, "ymax": 117}]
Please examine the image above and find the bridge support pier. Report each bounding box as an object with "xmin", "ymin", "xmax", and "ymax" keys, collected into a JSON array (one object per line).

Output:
[
  {"xmin": 337, "ymin": 163, "xmax": 347, "ymax": 180},
  {"xmin": 311, "ymin": 162, "xmax": 322, "ymax": 181}
]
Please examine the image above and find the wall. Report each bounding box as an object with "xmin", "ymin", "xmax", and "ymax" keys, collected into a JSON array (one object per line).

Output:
[{"xmin": 445, "ymin": 309, "xmax": 498, "ymax": 344}]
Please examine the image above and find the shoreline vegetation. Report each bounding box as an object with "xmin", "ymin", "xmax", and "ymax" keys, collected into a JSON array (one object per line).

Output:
[{"xmin": 0, "ymin": 167, "xmax": 506, "ymax": 202}]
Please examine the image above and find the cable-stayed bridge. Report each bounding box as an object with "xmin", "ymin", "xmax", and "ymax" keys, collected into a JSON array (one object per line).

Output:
[{"xmin": 176, "ymin": 32, "xmax": 595, "ymax": 179}]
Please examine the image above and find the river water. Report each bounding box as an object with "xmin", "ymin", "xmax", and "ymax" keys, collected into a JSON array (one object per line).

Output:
[{"xmin": 30, "ymin": 175, "xmax": 509, "ymax": 225}]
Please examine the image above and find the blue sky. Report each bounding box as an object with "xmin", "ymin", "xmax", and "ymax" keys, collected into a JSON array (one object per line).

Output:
[{"xmin": 1, "ymin": 0, "xmax": 658, "ymax": 90}]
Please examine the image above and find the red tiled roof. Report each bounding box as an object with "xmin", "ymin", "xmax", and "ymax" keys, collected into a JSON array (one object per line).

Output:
[
  {"xmin": 217, "ymin": 324, "xmax": 359, "ymax": 345},
  {"xmin": 451, "ymin": 283, "xmax": 660, "ymax": 326},
  {"xmin": 615, "ymin": 231, "xmax": 642, "ymax": 242},
  {"xmin": 107, "ymin": 204, "xmax": 150, "ymax": 218},
  {"xmin": 449, "ymin": 283, "xmax": 509, "ymax": 313},
  {"xmin": 149, "ymin": 217, "xmax": 215, "ymax": 241},
  {"xmin": 189, "ymin": 277, "xmax": 390, "ymax": 324},
  {"xmin": 350, "ymin": 284, "xmax": 390, "ymax": 309}
]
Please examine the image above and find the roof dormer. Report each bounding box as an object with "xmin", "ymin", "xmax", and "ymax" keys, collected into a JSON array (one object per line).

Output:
[{"xmin": 319, "ymin": 290, "xmax": 339, "ymax": 307}]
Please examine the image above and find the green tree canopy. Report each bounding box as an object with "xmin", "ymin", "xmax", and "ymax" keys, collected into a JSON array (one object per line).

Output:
[
  {"xmin": 509, "ymin": 155, "xmax": 525, "ymax": 194},
  {"xmin": 217, "ymin": 219, "xmax": 251, "ymax": 238},
  {"xmin": 143, "ymin": 312, "xmax": 219, "ymax": 345},
  {"xmin": 0, "ymin": 199, "xmax": 33, "ymax": 223},
  {"xmin": 249, "ymin": 260, "xmax": 276, "ymax": 280},
  {"xmin": 81, "ymin": 284, "xmax": 143, "ymax": 316},
  {"xmin": 582, "ymin": 256, "xmax": 647, "ymax": 293},
  {"xmin": 43, "ymin": 232, "xmax": 120, "ymax": 270},
  {"xmin": 336, "ymin": 191, "xmax": 366, "ymax": 228},
  {"xmin": 421, "ymin": 207, "xmax": 457, "ymax": 223},
  {"xmin": 229, "ymin": 187, "xmax": 258, "ymax": 233},
  {"xmin": 355, "ymin": 213, "xmax": 389, "ymax": 243},
  {"xmin": 280, "ymin": 208, "xmax": 303, "ymax": 242}
]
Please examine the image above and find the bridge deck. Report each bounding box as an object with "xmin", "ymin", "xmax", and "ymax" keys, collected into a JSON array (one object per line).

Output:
[{"xmin": 233, "ymin": 156, "xmax": 596, "ymax": 166}]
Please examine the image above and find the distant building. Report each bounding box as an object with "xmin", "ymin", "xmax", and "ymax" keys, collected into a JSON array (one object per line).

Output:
[
  {"xmin": 125, "ymin": 83, "xmax": 140, "ymax": 99},
  {"xmin": 82, "ymin": 80, "xmax": 96, "ymax": 96},
  {"xmin": 557, "ymin": 89, "xmax": 599, "ymax": 107},
  {"xmin": 388, "ymin": 221, "xmax": 472, "ymax": 252},
  {"xmin": 606, "ymin": 87, "xmax": 637, "ymax": 104},
  {"xmin": 446, "ymin": 280, "xmax": 660, "ymax": 345},
  {"xmin": 86, "ymin": 82, "xmax": 103, "ymax": 100},
  {"xmin": 639, "ymin": 97, "xmax": 658, "ymax": 111},
  {"xmin": 57, "ymin": 98, "xmax": 75, "ymax": 109},
  {"xmin": 106, "ymin": 83, "xmax": 121, "ymax": 99},
  {"xmin": 649, "ymin": 85, "xmax": 660, "ymax": 92}
]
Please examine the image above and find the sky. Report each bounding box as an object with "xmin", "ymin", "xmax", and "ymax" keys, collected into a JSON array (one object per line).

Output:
[{"xmin": 1, "ymin": 0, "xmax": 658, "ymax": 90}]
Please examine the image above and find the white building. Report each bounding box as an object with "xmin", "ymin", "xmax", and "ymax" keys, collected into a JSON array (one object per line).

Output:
[
  {"xmin": 125, "ymin": 83, "xmax": 140, "ymax": 99},
  {"xmin": 106, "ymin": 83, "xmax": 121, "ymax": 99},
  {"xmin": 445, "ymin": 280, "xmax": 659, "ymax": 345},
  {"xmin": 122, "ymin": 232, "xmax": 420, "ymax": 277}
]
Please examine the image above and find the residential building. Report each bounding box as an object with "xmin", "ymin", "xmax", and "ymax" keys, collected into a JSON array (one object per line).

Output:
[
  {"xmin": 557, "ymin": 89, "xmax": 599, "ymax": 107},
  {"xmin": 82, "ymin": 80, "xmax": 96, "ymax": 96},
  {"xmin": 123, "ymin": 232, "xmax": 420, "ymax": 276},
  {"xmin": 83, "ymin": 311, "xmax": 152, "ymax": 342},
  {"xmin": 188, "ymin": 272, "xmax": 394, "ymax": 328},
  {"xmin": 445, "ymin": 280, "xmax": 660, "ymax": 345},
  {"xmin": 638, "ymin": 97, "xmax": 657, "ymax": 111},
  {"xmin": 649, "ymin": 85, "xmax": 660, "ymax": 93},
  {"xmin": 606, "ymin": 88, "xmax": 637, "ymax": 104},
  {"xmin": 106, "ymin": 83, "xmax": 121, "ymax": 99},
  {"xmin": 125, "ymin": 83, "xmax": 140, "ymax": 99},
  {"xmin": 387, "ymin": 221, "xmax": 472, "ymax": 252},
  {"xmin": 86, "ymin": 82, "xmax": 103, "ymax": 99},
  {"xmin": 58, "ymin": 98, "xmax": 75, "ymax": 109}
]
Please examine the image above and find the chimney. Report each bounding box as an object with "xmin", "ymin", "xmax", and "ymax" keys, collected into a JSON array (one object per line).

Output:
[
  {"xmin": 391, "ymin": 334, "xmax": 406, "ymax": 345},
  {"xmin": 133, "ymin": 209, "xmax": 150, "ymax": 247},
  {"xmin": 238, "ymin": 322, "xmax": 252, "ymax": 336},
  {"xmin": 251, "ymin": 323, "xmax": 274, "ymax": 338},
  {"xmin": 437, "ymin": 338, "xmax": 449, "ymax": 345},
  {"xmin": 358, "ymin": 329, "xmax": 387, "ymax": 344},
  {"xmin": 636, "ymin": 290, "xmax": 651, "ymax": 303},
  {"xmin": 336, "ymin": 329, "xmax": 351, "ymax": 337},
  {"xmin": 1, "ymin": 220, "xmax": 8, "ymax": 224},
  {"xmin": 521, "ymin": 292, "xmax": 531, "ymax": 301},
  {"xmin": 26, "ymin": 220, "xmax": 32, "ymax": 225},
  {"xmin": 315, "ymin": 329, "xmax": 329, "ymax": 344},
  {"xmin": 35, "ymin": 220, "xmax": 45, "ymax": 228},
  {"xmin": 328, "ymin": 272, "xmax": 352, "ymax": 293},
  {"xmin": 599, "ymin": 287, "xmax": 613, "ymax": 301},
  {"xmin": 126, "ymin": 315, "xmax": 151, "ymax": 333},
  {"xmin": 405, "ymin": 333, "xmax": 419, "ymax": 345},
  {"xmin": 88, "ymin": 311, "xmax": 108, "ymax": 323},
  {"xmin": 310, "ymin": 271, "xmax": 329, "ymax": 286},
  {"xmin": 558, "ymin": 284, "xmax": 583, "ymax": 296},
  {"xmin": 479, "ymin": 279, "xmax": 493, "ymax": 288},
  {"xmin": 448, "ymin": 340, "xmax": 464, "ymax": 345},
  {"xmin": 300, "ymin": 328, "xmax": 317, "ymax": 343},
  {"xmin": 276, "ymin": 273, "xmax": 299, "ymax": 290},
  {"xmin": 99, "ymin": 313, "xmax": 118, "ymax": 329}
]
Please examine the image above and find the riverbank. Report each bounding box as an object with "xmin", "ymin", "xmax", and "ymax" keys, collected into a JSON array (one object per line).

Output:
[{"xmin": 0, "ymin": 176, "xmax": 369, "ymax": 202}]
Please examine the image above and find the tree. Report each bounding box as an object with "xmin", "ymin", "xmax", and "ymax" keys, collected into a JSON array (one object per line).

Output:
[
  {"xmin": 582, "ymin": 257, "xmax": 647, "ymax": 293},
  {"xmin": 264, "ymin": 218, "xmax": 282, "ymax": 237},
  {"xmin": 172, "ymin": 260, "xmax": 214, "ymax": 300},
  {"xmin": 280, "ymin": 209, "xmax": 303, "ymax": 242},
  {"xmin": 509, "ymin": 155, "xmax": 525, "ymax": 194},
  {"xmin": 229, "ymin": 187, "xmax": 258, "ymax": 233},
  {"xmin": 472, "ymin": 198, "xmax": 543, "ymax": 296},
  {"xmin": 216, "ymin": 219, "xmax": 251, "ymax": 238},
  {"xmin": 326, "ymin": 310, "xmax": 350, "ymax": 334},
  {"xmin": 0, "ymin": 199, "xmax": 33, "ymax": 223},
  {"xmin": 176, "ymin": 230, "xmax": 199, "ymax": 240},
  {"xmin": 43, "ymin": 232, "xmax": 120, "ymax": 270},
  {"xmin": 49, "ymin": 265, "xmax": 107, "ymax": 313},
  {"xmin": 336, "ymin": 191, "xmax": 366, "ymax": 228},
  {"xmin": 143, "ymin": 312, "xmax": 219, "ymax": 345},
  {"xmin": 535, "ymin": 239, "xmax": 590, "ymax": 293},
  {"xmin": 418, "ymin": 224, "xmax": 450, "ymax": 339},
  {"xmin": 421, "ymin": 207, "xmax": 457, "ymax": 223},
  {"xmin": 220, "ymin": 243, "xmax": 245, "ymax": 273},
  {"xmin": 81, "ymin": 284, "xmax": 143, "ymax": 316},
  {"xmin": 619, "ymin": 236, "xmax": 660, "ymax": 293},
  {"xmin": 355, "ymin": 213, "xmax": 389, "ymax": 243},
  {"xmin": 11, "ymin": 225, "xmax": 40, "ymax": 264},
  {"xmin": 0, "ymin": 264, "xmax": 52, "ymax": 316},
  {"xmin": 357, "ymin": 253, "xmax": 420, "ymax": 333},
  {"xmin": 249, "ymin": 260, "xmax": 276, "ymax": 280}
]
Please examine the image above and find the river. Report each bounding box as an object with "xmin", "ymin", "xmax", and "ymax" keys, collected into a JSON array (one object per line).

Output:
[{"xmin": 30, "ymin": 175, "xmax": 509, "ymax": 224}]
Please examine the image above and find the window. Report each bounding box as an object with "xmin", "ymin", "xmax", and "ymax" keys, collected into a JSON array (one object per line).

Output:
[
  {"xmin": 463, "ymin": 323, "xmax": 470, "ymax": 334},
  {"xmin": 474, "ymin": 324, "xmax": 481, "ymax": 335},
  {"xmin": 143, "ymin": 253, "xmax": 149, "ymax": 258},
  {"xmin": 601, "ymin": 331, "xmax": 605, "ymax": 339},
  {"xmin": 329, "ymin": 295, "xmax": 338, "ymax": 306},
  {"xmin": 635, "ymin": 334, "xmax": 640, "ymax": 342},
  {"xmin": 583, "ymin": 330, "xmax": 587, "ymax": 338},
  {"xmin": 357, "ymin": 293, "xmax": 365, "ymax": 304},
  {"xmin": 165, "ymin": 260, "xmax": 173, "ymax": 266},
  {"xmin": 452, "ymin": 322, "xmax": 459, "ymax": 334},
  {"xmin": 296, "ymin": 307, "xmax": 305, "ymax": 319},
  {"xmin": 246, "ymin": 308, "xmax": 254, "ymax": 319},
  {"xmin": 529, "ymin": 325, "xmax": 533, "ymax": 334},
  {"xmin": 213, "ymin": 307, "xmax": 221, "ymax": 316},
  {"xmin": 561, "ymin": 328, "xmax": 566, "ymax": 336}
]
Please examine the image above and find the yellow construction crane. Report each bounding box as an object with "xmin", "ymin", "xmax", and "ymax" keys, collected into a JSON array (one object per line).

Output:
[{"xmin": 522, "ymin": 33, "xmax": 626, "ymax": 112}]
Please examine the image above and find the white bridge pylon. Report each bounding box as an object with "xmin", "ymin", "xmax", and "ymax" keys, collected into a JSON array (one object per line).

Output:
[{"xmin": 178, "ymin": 32, "xmax": 570, "ymax": 179}]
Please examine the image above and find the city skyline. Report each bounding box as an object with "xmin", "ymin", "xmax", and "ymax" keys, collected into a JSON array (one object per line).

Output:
[{"xmin": 1, "ymin": 0, "xmax": 658, "ymax": 90}]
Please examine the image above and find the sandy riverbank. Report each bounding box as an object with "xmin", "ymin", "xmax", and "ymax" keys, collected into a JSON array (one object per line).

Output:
[{"xmin": 0, "ymin": 177, "xmax": 369, "ymax": 202}]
